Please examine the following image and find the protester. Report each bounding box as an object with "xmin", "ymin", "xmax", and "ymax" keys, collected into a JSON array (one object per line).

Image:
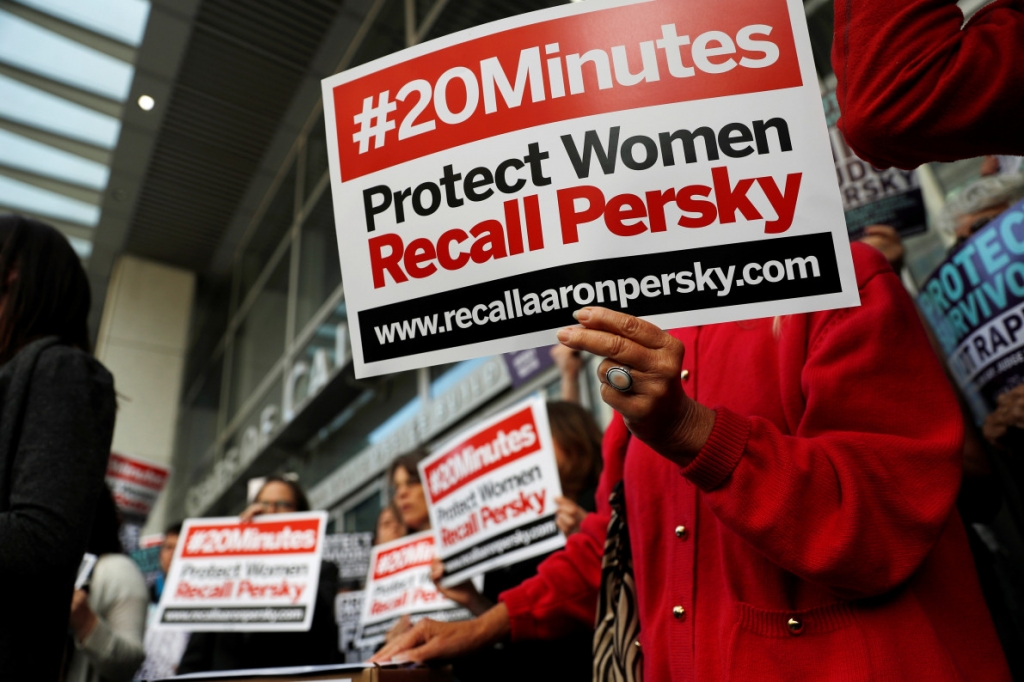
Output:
[
  {"xmin": 375, "ymin": 243, "xmax": 1011, "ymax": 681},
  {"xmin": 831, "ymin": 0, "xmax": 1024, "ymax": 169},
  {"xmin": 151, "ymin": 522, "xmax": 181, "ymax": 604},
  {"xmin": 937, "ymin": 174, "xmax": 1024, "ymax": 244},
  {"xmin": 548, "ymin": 400, "xmax": 603, "ymax": 538},
  {"xmin": 176, "ymin": 476, "xmax": 340, "ymax": 672},
  {"xmin": 65, "ymin": 486, "xmax": 148, "ymax": 682},
  {"xmin": 388, "ymin": 450, "xmax": 431, "ymax": 532},
  {"xmin": 374, "ymin": 502, "xmax": 406, "ymax": 545},
  {"xmin": 551, "ymin": 344, "xmax": 584, "ymax": 403},
  {"xmin": 858, "ymin": 225, "xmax": 905, "ymax": 274},
  {"xmin": 135, "ymin": 523, "xmax": 190, "ymax": 681},
  {"xmin": 0, "ymin": 215, "xmax": 117, "ymax": 680}
]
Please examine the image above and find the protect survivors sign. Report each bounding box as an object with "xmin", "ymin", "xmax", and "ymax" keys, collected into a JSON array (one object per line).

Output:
[
  {"xmin": 822, "ymin": 90, "xmax": 926, "ymax": 241},
  {"xmin": 322, "ymin": 0, "xmax": 857, "ymax": 377},
  {"xmin": 419, "ymin": 395, "xmax": 564, "ymax": 585},
  {"xmin": 155, "ymin": 512, "xmax": 327, "ymax": 632},
  {"xmin": 357, "ymin": 531, "xmax": 471, "ymax": 647},
  {"xmin": 919, "ymin": 199, "xmax": 1024, "ymax": 424}
]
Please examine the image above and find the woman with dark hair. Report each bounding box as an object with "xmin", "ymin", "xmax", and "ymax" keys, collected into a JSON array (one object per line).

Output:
[
  {"xmin": 65, "ymin": 487, "xmax": 148, "ymax": 682},
  {"xmin": 547, "ymin": 400, "xmax": 603, "ymax": 538},
  {"xmin": 0, "ymin": 215, "xmax": 117, "ymax": 680},
  {"xmin": 388, "ymin": 448, "xmax": 431, "ymax": 532},
  {"xmin": 177, "ymin": 475, "xmax": 340, "ymax": 673}
]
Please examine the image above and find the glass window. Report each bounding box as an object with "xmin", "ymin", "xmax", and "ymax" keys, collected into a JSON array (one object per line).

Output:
[
  {"xmin": 305, "ymin": 111, "xmax": 329, "ymax": 201},
  {"xmin": 239, "ymin": 162, "xmax": 297, "ymax": 299},
  {"xmin": 344, "ymin": 491, "xmax": 382, "ymax": 533},
  {"xmin": 0, "ymin": 75, "xmax": 120, "ymax": 148},
  {"xmin": 16, "ymin": 0, "xmax": 151, "ymax": 46},
  {"xmin": 0, "ymin": 9, "xmax": 134, "ymax": 101},
  {"xmin": 229, "ymin": 249, "xmax": 290, "ymax": 420},
  {"xmin": 0, "ymin": 129, "xmax": 109, "ymax": 190},
  {"xmin": 291, "ymin": 299, "xmax": 348, "ymax": 412},
  {"xmin": 184, "ymin": 276, "xmax": 231, "ymax": 395},
  {"xmin": 0, "ymin": 174, "xmax": 98, "ymax": 226},
  {"xmin": 296, "ymin": 189, "xmax": 342, "ymax": 334}
]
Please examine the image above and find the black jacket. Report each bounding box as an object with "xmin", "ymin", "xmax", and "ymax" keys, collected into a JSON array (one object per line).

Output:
[{"xmin": 0, "ymin": 338, "xmax": 116, "ymax": 681}]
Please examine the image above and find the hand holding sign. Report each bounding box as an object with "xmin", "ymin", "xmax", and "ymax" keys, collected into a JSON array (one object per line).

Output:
[{"xmin": 556, "ymin": 307, "xmax": 716, "ymax": 466}]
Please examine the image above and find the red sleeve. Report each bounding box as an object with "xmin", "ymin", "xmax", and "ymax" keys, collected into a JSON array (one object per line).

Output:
[
  {"xmin": 681, "ymin": 246, "xmax": 964, "ymax": 599},
  {"xmin": 832, "ymin": 0, "xmax": 1024, "ymax": 169},
  {"xmin": 498, "ymin": 412, "xmax": 629, "ymax": 640}
]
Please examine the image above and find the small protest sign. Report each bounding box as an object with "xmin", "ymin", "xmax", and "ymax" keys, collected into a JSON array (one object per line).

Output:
[
  {"xmin": 154, "ymin": 511, "xmax": 327, "ymax": 632},
  {"xmin": 106, "ymin": 452, "xmax": 170, "ymax": 520},
  {"xmin": 918, "ymin": 199, "xmax": 1024, "ymax": 424},
  {"xmin": 322, "ymin": 532, "xmax": 374, "ymax": 583},
  {"xmin": 357, "ymin": 531, "xmax": 471, "ymax": 647},
  {"xmin": 503, "ymin": 346, "xmax": 557, "ymax": 387},
  {"xmin": 822, "ymin": 90, "xmax": 927, "ymax": 241},
  {"xmin": 322, "ymin": 0, "xmax": 858, "ymax": 377},
  {"xmin": 336, "ymin": 591, "xmax": 374, "ymax": 662},
  {"xmin": 419, "ymin": 395, "xmax": 564, "ymax": 586}
]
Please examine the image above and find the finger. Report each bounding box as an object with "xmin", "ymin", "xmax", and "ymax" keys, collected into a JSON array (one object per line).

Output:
[
  {"xmin": 558, "ymin": 327, "xmax": 661, "ymax": 372},
  {"xmin": 573, "ymin": 307, "xmax": 674, "ymax": 351},
  {"xmin": 373, "ymin": 621, "xmax": 425, "ymax": 661}
]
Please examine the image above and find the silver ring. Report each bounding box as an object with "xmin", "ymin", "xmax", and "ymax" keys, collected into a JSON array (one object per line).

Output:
[{"xmin": 605, "ymin": 366, "xmax": 633, "ymax": 392}]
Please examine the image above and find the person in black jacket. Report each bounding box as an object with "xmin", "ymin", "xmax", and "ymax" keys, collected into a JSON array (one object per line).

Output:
[
  {"xmin": 177, "ymin": 476, "xmax": 340, "ymax": 672},
  {"xmin": 0, "ymin": 214, "xmax": 117, "ymax": 681}
]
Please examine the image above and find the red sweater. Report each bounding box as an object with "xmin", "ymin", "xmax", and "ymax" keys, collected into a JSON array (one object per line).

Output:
[
  {"xmin": 500, "ymin": 244, "xmax": 1010, "ymax": 681},
  {"xmin": 832, "ymin": 0, "xmax": 1024, "ymax": 169}
]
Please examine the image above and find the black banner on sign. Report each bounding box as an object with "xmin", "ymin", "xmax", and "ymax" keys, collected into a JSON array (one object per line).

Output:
[
  {"xmin": 441, "ymin": 514, "xmax": 561, "ymax": 577},
  {"xmin": 360, "ymin": 232, "xmax": 843, "ymax": 363},
  {"xmin": 160, "ymin": 606, "xmax": 307, "ymax": 625}
]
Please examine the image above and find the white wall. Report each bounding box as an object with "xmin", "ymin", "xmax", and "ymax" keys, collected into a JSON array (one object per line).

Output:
[{"xmin": 95, "ymin": 254, "xmax": 195, "ymax": 535}]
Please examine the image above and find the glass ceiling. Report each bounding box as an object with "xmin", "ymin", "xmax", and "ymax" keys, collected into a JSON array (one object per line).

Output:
[{"xmin": 0, "ymin": 0, "xmax": 151, "ymax": 261}]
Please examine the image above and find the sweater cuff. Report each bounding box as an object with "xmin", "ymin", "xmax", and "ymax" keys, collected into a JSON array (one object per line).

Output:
[
  {"xmin": 498, "ymin": 580, "xmax": 544, "ymax": 642},
  {"xmin": 77, "ymin": 616, "xmax": 115, "ymax": 659},
  {"xmin": 680, "ymin": 407, "xmax": 750, "ymax": 491}
]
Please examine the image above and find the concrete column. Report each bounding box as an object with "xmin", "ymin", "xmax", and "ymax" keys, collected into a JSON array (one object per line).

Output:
[{"xmin": 94, "ymin": 254, "xmax": 195, "ymax": 535}]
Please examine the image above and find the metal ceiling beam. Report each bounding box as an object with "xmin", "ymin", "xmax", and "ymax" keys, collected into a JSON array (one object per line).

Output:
[
  {"xmin": 0, "ymin": 163, "xmax": 103, "ymax": 205},
  {"xmin": 0, "ymin": 0, "xmax": 136, "ymax": 63},
  {"xmin": 0, "ymin": 205, "xmax": 95, "ymax": 242},
  {"xmin": 0, "ymin": 115, "xmax": 112, "ymax": 165},
  {"xmin": 0, "ymin": 62, "xmax": 123, "ymax": 118},
  {"xmin": 416, "ymin": 0, "xmax": 453, "ymax": 44}
]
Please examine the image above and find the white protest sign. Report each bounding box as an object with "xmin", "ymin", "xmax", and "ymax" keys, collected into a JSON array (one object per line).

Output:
[
  {"xmin": 105, "ymin": 452, "xmax": 170, "ymax": 520},
  {"xmin": 419, "ymin": 395, "xmax": 564, "ymax": 586},
  {"xmin": 154, "ymin": 511, "xmax": 327, "ymax": 632},
  {"xmin": 322, "ymin": 0, "xmax": 857, "ymax": 378},
  {"xmin": 357, "ymin": 531, "xmax": 471, "ymax": 647},
  {"xmin": 322, "ymin": 532, "xmax": 374, "ymax": 582},
  {"xmin": 822, "ymin": 90, "xmax": 926, "ymax": 241}
]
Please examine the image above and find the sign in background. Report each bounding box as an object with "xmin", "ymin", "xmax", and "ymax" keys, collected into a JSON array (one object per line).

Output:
[
  {"xmin": 419, "ymin": 395, "xmax": 564, "ymax": 586},
  {"xmin": 154, "ymin": 512, "xmax": 327, "ymax": 632},
  {"xmin": 323, "ymin": 533, "xmax": 374, "ymax": 583},
  {"xmin": 322, "ymin": 0, "xmax": 858, "ymax": 377},
  {"xmin": 503, "ymin": 345, "xmax": 556, "ymax": 387},
  {"xmin": 106, "ymin": 452, "xmax": 170, "ymax": 520},
  {"xmin": 822, "ymin": 90, "xmax": 927, "ymax": 241},
  {"xmin": 918, "ymin": 199, "xmax": 1024, "ymax": 424},
  {"xmin": 357, "ymin": 531, "xmax": 471, "ymax": 647}
]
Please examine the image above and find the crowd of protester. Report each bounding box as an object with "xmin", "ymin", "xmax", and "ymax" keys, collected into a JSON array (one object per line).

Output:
[{"xmin": 0, "ymin": 0, "xmax": 1022, "ymax": 679}]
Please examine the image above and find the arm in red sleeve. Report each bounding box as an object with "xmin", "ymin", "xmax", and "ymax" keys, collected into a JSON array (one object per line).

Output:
[
  {"xmin": 832, "ymin": 0, "xmax": 1024, "ymax": 168},
  {"xmin": 498, "ymin": 413, "xmax": 630, "ymax": 641},
  {"xmin": 681, "ymin": 247, "xmax": 964, "ymax": 599}
]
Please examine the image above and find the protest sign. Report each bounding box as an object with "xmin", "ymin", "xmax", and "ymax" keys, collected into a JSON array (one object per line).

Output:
[
  {"xmin": 106, "ymin": 452, "xmax": 170, "ymax": 520},
  {"xmin": 322, "ymin": 533, "xmax": 374, "ymax": 583},
  {"xmin": 335, "ymin": 591, "xmax": 375, "ymax": 662},
  {"xmin": 419, "ymin": 395, "xmax": 564, "ymax": 586},
  {"xmin": 154, "ymin": 511, "xmax": 327, "ymax": 632},
  {"xmin": 918, "ymin": 199, "xmax": 1024, "ymax": 424},
  {"xmin": 822, "ymin": 90, "xmax": 927, "ymax": 241},
  {"xmin": 322, "ymin": 0, "xmax": 858, "ymax": 377},
  {"xmin": 503, "ymin": 346, "xmax": 556, "ymax": 387},
  {"xmin": 357, "ymin": 531, "xmax": 471, "ymax": 647}
]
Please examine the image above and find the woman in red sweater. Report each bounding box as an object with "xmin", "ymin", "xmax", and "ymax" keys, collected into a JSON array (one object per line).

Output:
[{"xmin": 375, "ymin": 244, "xmax": 1011, "ymax": 680}]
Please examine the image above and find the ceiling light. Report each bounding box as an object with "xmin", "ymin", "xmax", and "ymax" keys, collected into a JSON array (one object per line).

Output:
[{"xmin": 137, "ymin": 94, "xmax": 155, "ymax": 111}]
